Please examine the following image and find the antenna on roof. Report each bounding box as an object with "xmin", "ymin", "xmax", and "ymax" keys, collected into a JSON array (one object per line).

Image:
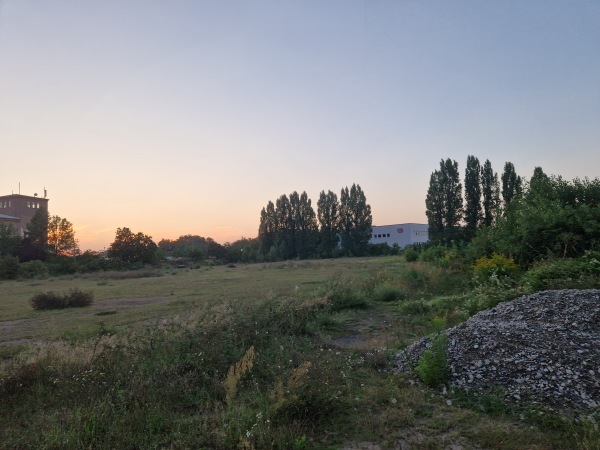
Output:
[{"xmin": 44, "ymin": 188, "xmax": 47, "ymax": 198}]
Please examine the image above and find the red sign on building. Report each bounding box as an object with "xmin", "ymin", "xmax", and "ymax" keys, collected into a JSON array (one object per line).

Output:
[{"xmin": 397, "ymin": 228, "xmax": 404, "ymax": 233}]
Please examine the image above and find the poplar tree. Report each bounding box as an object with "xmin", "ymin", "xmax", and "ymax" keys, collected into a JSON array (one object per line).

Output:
[
  {"xmin": 481, "ymin": 159, "xmax": 500, "ymax": 227},
  {"xmin": 317, "ymin": 190, "xmax": 339, "ymax": 257},
  {"xmin": 258, "ymin": 201, "xmax": 277, "ymax": 256},
  {"xmin": 501, "ymin": 162, "xmax": 522, "ymax": 209},
  {"xmin": 425, "ymin": 170, "xmax": 444, "ymax": 240},
  {"xmin": 275, "ymin": 194, "xmax": 293, "ymax": 259},
  {"xmin": 294, "ymin": 191, "xmax": 318, "ymax": 258},
  {"xmin": 339, "ymin": 184, "xmax": 372, "ymax": 256},
  {"xmin": 464, "ymin": 155, "xmax": 482, "ymax": 236},
  {"xmin": 442, "ymin": 158, "xmax": 463, "ymax": 234},
  {"xmin": 425, "ymin": 158, "xmax": 463, "ymax": 243}
]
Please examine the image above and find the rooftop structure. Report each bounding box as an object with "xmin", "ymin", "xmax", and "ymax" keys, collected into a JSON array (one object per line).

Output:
[{"xmin": 0, "ymin": 192, "xmax": 49, "ymax": 237}]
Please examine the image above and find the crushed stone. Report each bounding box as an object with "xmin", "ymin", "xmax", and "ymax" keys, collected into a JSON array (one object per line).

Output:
[{"xmin": 396, "ymin": 289, "xmax": 600, "ymax": 413}]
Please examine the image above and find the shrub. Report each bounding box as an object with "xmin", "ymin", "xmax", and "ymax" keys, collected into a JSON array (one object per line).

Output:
[
  {"xmin": 371, "ymin": 284, "xmax": 406, "ymax": 302},
  {"xmin": 0, "ymin": 255, "xmax": 19, "ymax": 280},
  {"xmin": 472, "ymin": 253, "xmax": 518, "ymax": 282},
  {"xmin": 322, "ymin": 274, "xmax": 367, "ymax": 311},
  {"xmin": 403, "ymin": 246, "xmax": 419, "ymax": 262},
  {"xmin": 415, "ymin": 334, "xmax": 449, "ymax": 387},
  {"xmin": 66, "ymin": 288, "xmax": 95, "ymax": 307},
  {"xmin": 30, "ymin": 288, "xmax": 94, "ymax": 310},
  {"xmin": 523, "ymin": 256, "xmax": 600, "ymax": 291},
  {"xmin": 19, "ymin": 260, "xmax": 48, "ymax": 279}
]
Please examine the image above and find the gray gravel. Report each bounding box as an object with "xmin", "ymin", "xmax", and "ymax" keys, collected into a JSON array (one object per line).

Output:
[{"xmin": 396, "ymin": 289, "xmax": 600, "ymax": 412}]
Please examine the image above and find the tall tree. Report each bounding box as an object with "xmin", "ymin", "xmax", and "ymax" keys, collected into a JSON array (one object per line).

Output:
[
  {"xmin": 275, "ymin": 194, "xmax": 293, "ymax": 259},
  {"xmin": 441, "ymin": 158, "xmax": 463, "ymax": 234},
  {"xmin": 22, "ymin": 208, "xmax": 50, "ymax": 260},
  {"xmin": 501, "ymin": 162, "xmax": 522, "ymax": 209},
  {"xmin": 528, "ymin": 166, "xmax": 550, "ymax": 199},
  {"xmin": 293, "ymin": 191, "xmax": 318, "ymax": 258},
  {"xmin": 425, "ymin": 169, "xmax": 445, "ymax": 240},
  {"xmin": 317, "ymin": 190, "xmax": 339, "ymax": 257},
  {"xmin": 339, "ymin": 184, "xmax": 372, "ymax": 256},
  {"xmin": 0, "ymin": 223, "xmax": 20, "ymax": 257},
  {"xmin": 481, "ymin": 159, "xmax": 500, "ymax": 227},
  {"xmin": 464, "ymin": 155, "xmax": 482, "ymax": 235},
  {"xmin": 48, "ymin": 215, "xmax": 79, "ymax": 256},
  {"xmin": 258, "ymin": 201, "xmax": 277, "ymax": 256},
  {"xmin": 108, "ymin": 227, "xmax": 158, "ymax": 264},
  {"xmin": 425, "ymin": 159, "xmax": 463, "ymax": 243}
]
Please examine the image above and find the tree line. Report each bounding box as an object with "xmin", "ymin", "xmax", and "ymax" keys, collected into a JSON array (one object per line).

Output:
[
  {"xmin": 257, "ymin": 184, "xmax": 373, "ymax": 260},
  {"xmin": 425, "ymin": 156, "xmax": 600, "ymax": 266},
  {"xmin": 0, "ymin": 209, "xmax": 79, "ymax": 262}
]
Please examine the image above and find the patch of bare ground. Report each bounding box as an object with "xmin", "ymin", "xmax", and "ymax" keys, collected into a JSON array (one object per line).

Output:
[{"xmin": 331, "ymin": 311, "xmax": 397, "ymax": 350}]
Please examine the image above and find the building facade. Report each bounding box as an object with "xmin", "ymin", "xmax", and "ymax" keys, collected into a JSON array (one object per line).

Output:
[
  {"xmin": 0, "ymin": 193, "xmax": 49, "ymax": 237},
  {"xmin": 369, "ymin": 223, "xmax": 428, "ymax": 249}
]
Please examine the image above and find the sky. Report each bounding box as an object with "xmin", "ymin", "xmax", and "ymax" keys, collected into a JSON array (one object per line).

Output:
[{"xmin": 1, "ymin": 1, "xmax": 599, "ymax": 251}]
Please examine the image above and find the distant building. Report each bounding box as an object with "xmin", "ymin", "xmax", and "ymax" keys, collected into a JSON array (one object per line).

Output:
[
  {"xmin": 0, "ymin": 193, "xmax": 49, "ymax": 237},
  {"xmin": 369, "ymin": 223, "xmax": 428, "ymax": 249}
]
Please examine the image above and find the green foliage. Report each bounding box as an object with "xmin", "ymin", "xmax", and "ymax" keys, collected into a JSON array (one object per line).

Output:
[
  {"xmin": 464, "ymin": 155, "xmax": 482, "ymax": 236},
  {"xmin": 48, "ymin": 215, "xmax": 79, "ymax": 256},
  {"xmin": 501, "ymin": 161, "xmax": 523, "ymax": 209},
  {"xmin": 523, "ymin": 254, "xmax": 600, "ymax": 291},
  {"xmin": 30, "ymin": 288, "xmax": 93, "ymax": 310},
  {"xmin": 108, "ymin": 227, "xmax": 158, "ymax": 265},
  {"xmin": 415, "ymin": 334, "xmax": 449, "ymax": 387},
  {"xmin": 19, "ymin": 260, "xmax": 49, "ymax": 278},
  {"xmin": 258, "ymin": 191, "xmax": 319, "ymax": 260},
  {"xmin": 371, "ymin": 284, "xmax": 406, "ymax": 302},
  {"xmin": 426, "ymin": 158, "xmax": 463, "ymax": 243},
  {"xmin": 481, "ymin": 159, "xmax": 500, "ymax": 227},
  {"xmin": 472, "ymin": 253, "xmax": 518, "ymax": 282},
  {"xmin": 0, "ymin": 255, "xmax": 19, "ymax": 279},
  {"xmin": 0, "ymin": 223, "xmax": 20, "ymax": 257},
  {"xmin": 339, "ymin": 184, "xmax": 373, "ymax": 256},
  {"xmin": 403, "ymin": 246, "xmax": 419, "ymax": 262},
  {"xmin": 322, "ymin": 274, "xmax": 368, "ymax": 311},
  {"xmin": 25, "ymin": 208, "xmax": 50, "ymax": 256},
  {"xmin": 317, "ymin": 190, "xmax": 340, "ymax": 257}
]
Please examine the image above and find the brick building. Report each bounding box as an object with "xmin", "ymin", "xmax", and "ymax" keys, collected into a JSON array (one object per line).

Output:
[{"xmin": 0, "ymin": 192, "xmax": 49, "ymax": 237}]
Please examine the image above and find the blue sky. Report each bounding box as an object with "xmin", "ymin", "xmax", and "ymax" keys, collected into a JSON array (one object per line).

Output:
[{"xmin": 1, "ymin": 1, "xmax": 599, "ymax": 250}]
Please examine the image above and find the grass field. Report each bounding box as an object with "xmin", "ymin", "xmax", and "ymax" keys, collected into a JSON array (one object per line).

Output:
[{"xmin": 1, "ymin": 257, "xmax": 597, "ymax": 449}]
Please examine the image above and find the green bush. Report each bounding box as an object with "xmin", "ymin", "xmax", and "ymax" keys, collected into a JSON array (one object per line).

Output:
[
  {"xmin": 19, "ymin": 260, "xmax": 48, "ymax": 279},
  {"xmin": 30, "ymin": 288, "xmax": 94, "ymax": 310},
  {"xmin": 472, "ymin": 253, "xmax": 518, "ymax": 283},
  {"xmin": 403, "ymin": 246, "xmax": 419, "ymax": 262},
  {"xmin": 523, "ymin": 256, "xmax": 600, "ymax": 291},
  {"xmin": 415, "ymin": 334, "xmax": 449, "ymax": 387},
  {"xmin": 0, "ymin": 255, "xmax": 19, "ymax": 279},
  {"xmin": 322, "ymin": 274, "xmax": 367, "ymax": 311},
  {"xmin": 371, "ymin": 284, "xmax": 406, "ymax": 302}
]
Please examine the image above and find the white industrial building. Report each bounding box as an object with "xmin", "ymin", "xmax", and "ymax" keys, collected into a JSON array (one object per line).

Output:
[{"xmin": 369, "ymin": 223, "xmax": 429, "ymax": 248}]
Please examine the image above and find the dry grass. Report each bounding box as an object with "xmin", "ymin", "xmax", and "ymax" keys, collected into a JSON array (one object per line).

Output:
[{"xmin": 0, "ymin": 257, "xmax": 596, "ymax": 449}]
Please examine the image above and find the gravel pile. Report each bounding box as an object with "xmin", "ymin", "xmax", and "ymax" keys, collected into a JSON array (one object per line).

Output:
[{"xmin": 396, "ymin": 290, "xmax": 600, "ymax": 412}]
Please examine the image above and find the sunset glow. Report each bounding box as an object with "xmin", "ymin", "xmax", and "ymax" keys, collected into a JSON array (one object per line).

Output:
[{"xmin": 1, "ymin": 1, "xmax": 598, "ymax": 251}]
